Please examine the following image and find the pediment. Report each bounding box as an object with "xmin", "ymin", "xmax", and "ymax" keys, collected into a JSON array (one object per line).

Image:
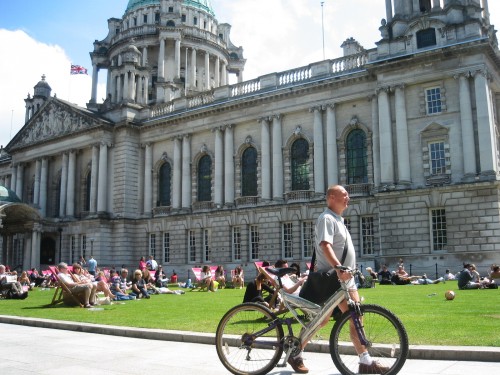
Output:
[{"xmin": 9, "ymin": 98, "xmax": 108, "ymax": 150}]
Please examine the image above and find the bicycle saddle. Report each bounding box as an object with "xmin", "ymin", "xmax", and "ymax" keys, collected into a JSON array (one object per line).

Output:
[{"xmin": 266, "ymin": 267, "xmax": 296, "ymax": 277}]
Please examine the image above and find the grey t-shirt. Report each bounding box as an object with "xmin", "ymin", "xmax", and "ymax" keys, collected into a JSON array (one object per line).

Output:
[{"xmin": 314, "ymin": 208, "xmax": 355, "ymax": 273}]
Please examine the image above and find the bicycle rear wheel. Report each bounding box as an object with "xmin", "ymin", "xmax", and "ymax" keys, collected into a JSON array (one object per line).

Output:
[
  {"xmin": 216, "ymin": 302, "xmax": 284, "ymax": 375},
  {"xmin": 329, "ymin": 304, "xmax": 408, "ymax": 375}
]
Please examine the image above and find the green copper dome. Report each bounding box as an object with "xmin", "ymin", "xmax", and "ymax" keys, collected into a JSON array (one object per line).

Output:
[{"xmin": 126, "ymin": 0, "xmax": 215, "ymax": 16}]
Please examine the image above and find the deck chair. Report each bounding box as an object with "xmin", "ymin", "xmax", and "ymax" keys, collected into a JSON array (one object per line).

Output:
[
  {"xmin": 190, "ymin": 267, "xmax": 210, "ymax": 291},
  {"xmin": 48, "ymin": 266, "xmax": 83, "ymax": 307},
  {"xmin": 257, "ymin": 266, "xmax": 288, "ymax": 314}
]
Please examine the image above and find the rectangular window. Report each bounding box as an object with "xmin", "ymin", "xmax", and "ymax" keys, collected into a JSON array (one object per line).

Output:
[
  {"xmin": 82, "ymin": 235, "xmax": 87, "ymax": 260},
  {"xmin": 189, "ymin": 230, "xmax": 196, "ymax": 262},
  {"xmin": 181, "ymin": 14, "xmax": 186, "ymax": 22},
  {"xmin": 283, "ymin": 223, "xmax": 293, "ymax": 259},
  {"xmin": 344, "ymin": 218, "xmax": 351, "ymax": 233},
  {"xmin": 431, "ymin": 209, "xmax": 447, "ymax": 251},
  {"xmin": 193, "ymin": 16, "xmax": 198, "ymax": 26},
  {"xmin": 232, "ymin": 227, "xmax": 241, "ymax": 261},
  {"xmin": 143, "ymin": 14, "xmax": 148, "ymax": 23},
  {"xmin": 429, "ymin": 141, "xmax": 446, "ymax": 175},
  {"xmin": 302, "ymin": 221, "xmax": 315, "ymax": 258},
  {"xmin": 163, "ymin": 232, "xmax": 170, "ymax": 263},
  {"xmin": 168, "ymin": 6, "xmax": 174, "ymax": 12},
  {"xmin": 203, "ymin": 229, "xmax": 211, "ymax": 262},
  {"xmin": 155, "ymin": 12, "xmax": 160, "ymax": 23},
  {"xmin": 71, "ymin": 236, "xmax": 77, "ymax": 264},
  {"xmin": 250, "ymin": 225, "xmax": 259, "ymax": 260},
  {"xmin": 426, "ymin": 87, "xmax": 442, "ymax": 114},
  {"xmin": 361, "ymin": 217, "xmax": 374, "ymax": 256},
  {"xmin": 149, "ymin": 233, "xmax": 156, "ymax": 259}
]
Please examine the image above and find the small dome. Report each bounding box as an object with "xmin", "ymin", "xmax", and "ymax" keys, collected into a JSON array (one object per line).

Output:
[
  {"xmin": 33, "ymin": 74, "xmax": 52, "ymax": 98},
  {"xmin": 0, "ymin": 186, "xmax": 21, "ymax": 203}
]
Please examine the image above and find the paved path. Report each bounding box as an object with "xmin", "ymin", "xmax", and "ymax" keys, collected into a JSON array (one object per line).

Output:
[{"xmin": 1, "ymin": 322, "xmax": 499, "ymax": 375}]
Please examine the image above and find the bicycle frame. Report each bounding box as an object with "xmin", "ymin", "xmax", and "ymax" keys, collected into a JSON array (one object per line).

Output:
[{"xmin": 265, "ymin": 267, "xmax": 360, "ymax": 366}]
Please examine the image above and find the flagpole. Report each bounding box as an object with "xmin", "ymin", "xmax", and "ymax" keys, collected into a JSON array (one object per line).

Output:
[{"xmin": 321, "ymin": 2, "xmax": 325, "ymax": 61}]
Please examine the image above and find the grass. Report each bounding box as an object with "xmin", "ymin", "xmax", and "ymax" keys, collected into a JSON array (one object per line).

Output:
[{"xmin": 1, "ymin": 281, "xmax": 499, "ymax": 347}]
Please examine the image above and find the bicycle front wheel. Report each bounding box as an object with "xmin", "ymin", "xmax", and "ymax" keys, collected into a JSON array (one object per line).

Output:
[
  {"xmin": 329, "ymin": 304, "xmax": 408, "ymax": 375},
  {"xmin": 216, "ymin": 302, "xmax": 284, "ymax": 375}
]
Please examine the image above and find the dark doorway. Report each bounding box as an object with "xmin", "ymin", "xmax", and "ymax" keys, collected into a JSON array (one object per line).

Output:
[{"xmin": 40, "ymin": 237, "xmax": 56, "ymax": 265}]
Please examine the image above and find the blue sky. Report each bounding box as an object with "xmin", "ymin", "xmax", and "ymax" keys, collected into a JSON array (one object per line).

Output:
[{"xmin": 1, "ymin": 0, "xmax": 499, "ymax": 147}]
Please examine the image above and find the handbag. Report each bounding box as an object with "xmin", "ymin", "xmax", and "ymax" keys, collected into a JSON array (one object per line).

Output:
[{"xmin": 299, "ymin": 240, "xmax": 348, "ymax": 305}]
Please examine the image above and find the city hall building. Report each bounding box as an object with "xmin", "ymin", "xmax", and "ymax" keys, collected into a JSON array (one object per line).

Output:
[{"xmin": 1, "ymin": 0, "xmax": 499, "ymax": 278}]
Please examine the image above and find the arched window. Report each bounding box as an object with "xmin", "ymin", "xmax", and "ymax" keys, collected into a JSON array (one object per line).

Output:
[
  {"xmin": 241, "ymin": 147, "xmax": 257, "ymax": 196},
  {"xmin": 291, "ymin": 139, "xmax": 309, "ymax": 191},
  {"xmin": 85, "ymin": 172, "xmax": 91, "ymax": 211},
  {"xmin": 158, "ymin": 162, "xmax": 171, "ymax": 206},
  {"xmin": 166, "ymin": 20, "xmax": 175, "ymax": 27},
  {"xmin": 197, "ymin": 155, "xmax": 212, "ymax": 202},
  {"xmin": 346, "ymin": 129, "xmax": 368, "ymax": 184}
]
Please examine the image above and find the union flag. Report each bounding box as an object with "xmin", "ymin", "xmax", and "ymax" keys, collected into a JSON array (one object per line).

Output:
[{"xmin": 70, "ymin": 64, "xmax": 88, "ymax": 75}]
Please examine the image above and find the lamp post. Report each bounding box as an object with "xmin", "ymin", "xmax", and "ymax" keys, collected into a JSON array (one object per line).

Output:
[{"xmin": 57, "ymin": 227, "xmax": 63, "ymax": 263}]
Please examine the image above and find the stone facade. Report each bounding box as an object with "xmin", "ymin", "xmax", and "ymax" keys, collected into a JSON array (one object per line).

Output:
[{"xmin": 1, "ymin": 0, "xmax": 499, "ymax": 279}]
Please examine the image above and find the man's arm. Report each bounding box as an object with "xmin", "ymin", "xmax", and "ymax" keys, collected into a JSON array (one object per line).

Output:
[{"xmin": 319, "ymin": 241, "xmax": 351, "ymax": 281}]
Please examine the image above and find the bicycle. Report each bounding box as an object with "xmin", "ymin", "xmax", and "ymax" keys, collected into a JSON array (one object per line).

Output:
[{"xmin": 215, "ymin": 266, "xmax": 409, "ymax": 375}]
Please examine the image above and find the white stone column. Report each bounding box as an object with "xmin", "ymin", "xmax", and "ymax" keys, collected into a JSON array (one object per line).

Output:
[
  {"xmin": 457, "ymin": 73, "xmax": 476, "ymax": 177},
  {"xmin": 90, "ymin": 145, "xmax": 99, "ymax": 213},
  {"xmin": 385, "ymin": 0, "xmax": 393, "ymax": 22},
  {"xmin": 181, "ymin": 135, "xmax": 191, "ymax": 208},
  {"xmin": 224, "ymin": 125, "xmax": 235, "ymax": 205},
  {"xmin": 326, "ymin": 104, "xmax": 338, "ymax": 186},
  {"xmin": 473, "ymin": 70, "xmax": 497, "ymax": 175},
  {"xmin": 432, "ymin": 0, "xmax": 441, "ymax": 9},
  {"xmin": 204, "ymin": 52, "xmax": 210, "ymax": 89},
  {"xmin": 144, "ymin": 143, "xmax": 153, "ymax": 214},
  {"xmin": 191, "ymin": 48, "xmax": 197, "ymax": 89},
  {"xmin": 272, "ymin": 115, "xmax": 283, "ymax": 200},
  {"xmin": 135, "ymin": 75, "xmax": 141, "ymax": 104},
  {"xmin": 172, "ymin": 137, "xmax": 182, "ymax": 209},
  {"xmin": 34, "ymin": 159, "xmax": 41, "ymax": 207},
  {"xmin": 312, "ymin": 106, "xmax": 325, "ymax": 193},
  {"xmin": 394, "ymin": 85, "xmax": 411, "ymax": 184},
  {"xmin": 59, "ymin": 153, "xmax": 68, "ymax": 217},
  {"xmin": 214, "ymin": 127, "xmax": 224, "ymax": 206},
  {"xmin": 97, "ymin": 143, "xmax": 108, "ymax": 212},
  {"xmin": 370, "ymin": 95, "xmax": 381, "ymax": 187},
  {"xmin": 91, "ymin": 63, "xmax": 98, "ymax": 103},
  {"xmin": 378, "ymin": 87, "xmax": 394, "ymax": 184},
  {"xmin": 123, "ymin": 71, "xmax": 129, "ymax": 101},
  {"xmin": 214, "ymin": 57, "xmax": 220, "ymax": 87},
  {"xmin": 30, "ymin": 229, "xmax": 40, "ymax": 269},
  {"xmin": 67, "ymin": 150, "xmax": 76, "ymax": 217},
  {"xmin": 482, "ymin": 0, "xmax": 490, "ymax": 22},
  {"xmin": 260, "ymin": 118, "xmax": 271, "ymax": 200},
  {"xmin": 116, "ymin": 74, "xmax": 122, "ymax": 102},
  {"xmin": 158, "ymin": 38, "xmax": 165, "ymax": 80},
  {"xmin": 15, "ymin": 164, "xmax": 23, "ymax": 200},
  {"xmin": 10, "ymin": 167, "xmax": 17, "ymax": 194},
  {"xmin": 221, "ymin": 61, "xmax": 227, "ymax": 86},
  {"xmin": 40, "ymin": 158, "xmax": 48, "ymax": 217},
  {"xmin": 142, "ymin": 47, "xmax": 148, "ymax": 66},
  {"xmin": 175, "ymin": 39, "xmax": 181, "ymax": 79}
]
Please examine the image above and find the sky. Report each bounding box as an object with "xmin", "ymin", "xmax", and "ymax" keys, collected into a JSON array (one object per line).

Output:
[{"xmin": 0, "ymin": 0, "xmax": 499, "ymax": 148}]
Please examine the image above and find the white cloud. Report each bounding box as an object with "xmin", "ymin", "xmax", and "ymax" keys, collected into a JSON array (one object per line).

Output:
[{"xmin": 0, "ymin": 29, "xmax": 93, "ymax": 148}]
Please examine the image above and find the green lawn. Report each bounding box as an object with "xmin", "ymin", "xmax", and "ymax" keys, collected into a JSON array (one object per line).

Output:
[{"xmin": 1, "ymin": 281, "xmax": 499, "ymax": 347}]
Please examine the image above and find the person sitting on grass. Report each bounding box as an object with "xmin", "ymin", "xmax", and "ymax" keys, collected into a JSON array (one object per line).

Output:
[
  {"xmin": 154, "ymin": 266, "xmax": 169, "ymax": 288},
  {"xmin": 72, "ymin": 264, "xmax": 114, "ymax": 300},
  {"xmin": 142, "ymin": 268, "xmax": 160, "ymax": 294},
  {"xmin": 457, "ymin": 263, "xmax": 492, "ymax": 289},
  {"xmin": 232, "ymin": 266, "xmax": 244, "ymax": 289},
  {"xmin": 201, "ymin": 265, "xmax": 216, "ymax": 292},
  {"xmin": 0, "ymin": 264, "xmax": 28, "ymax": 299},
  {"xmin": 131, "ymin": 269, "xmax": 150, "ymax": 299},
  {"xmin": 109, "ymin": 269, "xmax": 135, "ymax": 300},
  {"xmin": 214, "ymin": 265, "xmax": 226, "ymax": 289}
]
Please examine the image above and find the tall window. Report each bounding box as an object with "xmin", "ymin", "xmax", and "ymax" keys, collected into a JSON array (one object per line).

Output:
[
  {"xmin": 189, "ymin": 230, "xmax": 196, "ymax": 262},
  {"xmin": 417, "ymin": 28, "xmax": 437, "ymax": 49},
  {"xmin": 426, "ymin": 87, "xmax": 442, "ymax": 114},
  {"xmin": 198, "ymin": 155, "xmax": 212, "ymax": 201},
  {"xmin": 71, "ymin": 236, "xmax": 77, "ymax": 264},
  {"xmin": 431, "ymin": 209, "xmax": 447, "ymax": 251},
  {"xmin": 242, "ymin": 147, "xmax": 258, "ymax": 196},
  {"xmin": 361, "ymin": 217, "xmax": 374, "ymax": 256},
  {"xmin": 346, "ymin": 129, "xmax": 368, "ymax": 184},
  {"xmin": 149, "ymin": 233, "xmax": 156, "ymax": 259},
  {"xmin": 302, "ymin": 221, "xmax": 315, "ymax": 258},
  {"xmin": 344, "ymin": 218, "xmax": 351, "ymax": 233},
  {"xmin": 163, "ymin": 232, "xmax": 170, "ymax": 263},
  {"xmin": 283, "ymin": 223, "xmax": 293, "ymax": 259},
  {"xmin": 291, "ymin": 139, "xmax": 309, "ymax": 191},
  {"xmin": 232, "ymin": 227, "xmax": 242, "ymax": 261},
  {"xmin": 419, "ymin": 0, "xmax": 431, "ymax": 12},
  {"xmin": 203, "ymin": 229, "xmax": 211, "ymax": 262},
  {"xmin": 82, "ymin": 235, "xmax": 87, "ymax": 260},
  {"xmin": 250, "ymin": 225, "xmax": 259, "ymax": 260},
  {"xmin": 85, "ymin": 172, "xmax": 91, "ymax": 211},
  {"xmin": 158, "ymin": 162, "xmax": 171, "ymax": 206},
  {"xmin": 429, "ymin": 141, "xmax": 446, "ymax": 175}
]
